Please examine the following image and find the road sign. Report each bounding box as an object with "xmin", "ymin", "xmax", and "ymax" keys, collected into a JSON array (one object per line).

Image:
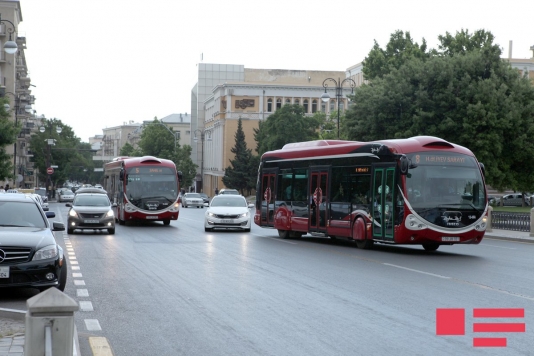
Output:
[
  {"xmin": 94, "ymin": 168, "xmax": 103, "ymax": 172},
  {"xmin": 46, "ymin": 167, "xmax": 54, "ymax": 175},
  {"xmin": 51, "ymin": 165, "xmax": 58, "ymax": 168}
]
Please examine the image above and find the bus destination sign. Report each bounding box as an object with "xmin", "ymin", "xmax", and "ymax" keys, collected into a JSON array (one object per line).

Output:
[
  {"xmin": 413, "ymin": 154, "xmax": 471, "ymax": 166},
  {"xmin": 128, "ymin": 167, "xmax": 173, "ymax": 174}
]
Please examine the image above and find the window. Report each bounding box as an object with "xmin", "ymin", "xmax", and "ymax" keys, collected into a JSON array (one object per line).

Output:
[
  {"xmin": 267, "ymin": 99, "xmax": 272, "ymax": 112},
  {"xmin": 321, "ymin": 103, "xmax": 326, "ymax": 113},
  {"xmin": 339, "ymin": 102, "xmax": 344, "ymax": 112},
  {"xmin": 303, "ymin": 99, "xmax": 309, "ymax": 113},
  {"xmin": 276, "ymin": 98, "xmax": 282, "ymax": 110},
  {"xmin": 330, "ymin": 100, "xmax": 335, "ymax": 113},
  {"xmin": 175, "ymin": 131, "xmax": 181, "ymax": 139},
  {"xmin": 295, "ymin": 99, "xmax": 300, "ymax": 106},
  {"xmin": 311, "ymin": 99, "xmax": 318, "ymax": 113},
  {"xmin": 285, "ymin": 99, "xmax": 291, "ymax": 105}
]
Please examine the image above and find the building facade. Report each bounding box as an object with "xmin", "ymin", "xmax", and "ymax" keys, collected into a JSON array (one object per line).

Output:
[{"xmin": 0, "ymin": 0, "xmax": 38, "ymax": 188}]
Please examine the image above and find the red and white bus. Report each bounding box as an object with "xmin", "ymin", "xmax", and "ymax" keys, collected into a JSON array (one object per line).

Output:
[
  {"xmin": 103, "ymin": 156, "xmax": 182, "ymax": 225},
  {"xmin": 254, "ymin": 136, "xmax": 488, "ymax": 251}
]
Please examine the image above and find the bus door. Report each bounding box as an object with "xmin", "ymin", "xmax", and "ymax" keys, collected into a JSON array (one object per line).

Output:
[
  {"xmin": 371, "ymin": 164, "xmax": 396, "ymax": 240},
  {"xmin": 260, "ymin": 169, "xmax": 278, "ymax": 226},
  {"xmin": 309, "ymin": 168, "xmax": 329, "ymax": 232}
]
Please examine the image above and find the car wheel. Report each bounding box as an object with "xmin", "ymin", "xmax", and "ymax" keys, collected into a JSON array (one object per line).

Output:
[
  {"xmin": 67, "ymin": 228, "xmax": 74, "ymax": 235},
  {"xmin": 108, "ymin": 228, "xmax": 115, "ymax": 234},
  {"xmin": 57, "ymin": 259, "xmax": 68, "ymax": 291},
  {"xmin": 163, "ymin": 220, "xmax": 170, "ymax": 226},
  {"xmin": 118, "ymin": 218, "xmax": 125, "ymax": 225}
]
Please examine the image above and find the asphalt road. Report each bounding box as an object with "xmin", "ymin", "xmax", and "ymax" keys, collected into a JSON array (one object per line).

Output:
[{"xmin": 2, "ymin": 202, "xmax": 534, "ymax": 355}]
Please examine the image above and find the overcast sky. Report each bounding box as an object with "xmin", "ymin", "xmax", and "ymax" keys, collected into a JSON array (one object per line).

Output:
[{"xmin": 17, "ymin": 0, "xmax": 534, "ymax": 142}]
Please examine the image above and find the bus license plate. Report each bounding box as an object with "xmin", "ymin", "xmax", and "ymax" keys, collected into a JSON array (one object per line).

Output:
[
  {"xmin": 0, "ymin": 267, "xmax": 9, "ymax": 278},
  {"xmin": 221, "ymin": 219, "xmax": 233, "ymax": 223},
  {"xmin": 442, "ymin": 236, "xmax": 460, "ymax": 242},
  {"xmin": 146, "ymin": 216, "xmax": 158, "ymax": 219},
  {"xmin": 84, "ymin": 220, "xmax": 99, "ymax": 223}
]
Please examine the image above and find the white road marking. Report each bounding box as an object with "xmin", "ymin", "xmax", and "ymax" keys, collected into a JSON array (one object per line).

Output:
[
  {"xmin": 77, "ymin": 289, "xmax": 89, "ymax": 297},
  {"xmin": 72, "ymin": 266, "xmax": 80, "ymax": 270},
  {"xmin": 70, "ymin": 260, "xmax": 79, "ymax": 265},
  {"xmin": 79, "ymin": 301, "xmax": 94, "ymax": 311},
  {"xmin": 74, "ymin": 280, "xmax": 86, "ymax": 286},
  {"xmin": 383, "ymin": 263, "xmax": 451, "ymax": 279},
  {"xmin": 85, "ymin": 319, "xmax": 102, "ymax": 331},
  {"xmin": 481, "ymin": 244, "xmax": 516, "ymax": 249},
  {"xmin": 72, "ymin": 272, "xmax": 83, "ymax": 278}
]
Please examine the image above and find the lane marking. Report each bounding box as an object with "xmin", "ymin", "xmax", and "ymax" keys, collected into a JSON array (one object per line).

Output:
[
  {"xmin": 74, "ymin": 280, "xmax": 86, "ymax": 286},
  {"xmin": 79, "ymin": 301, "xmax": 94, "ymax": 311},
  {"xmin": 77, "ymin": 289, "xmax": 89, "ymax": 297},
  {"xmin": 85, "ymin": 319, "xmax": 102, "ymax": 331},
  {"xmin": 89, "ymin": 337, "xmax": 114, "ymax": 356},
  {"xmin": 481, "ymin": 244, "xmax": 516, "ymax": 250},
  {"xmin": 72, "ymin": 272, "xmax": 83, "ymax": 278},
  {"xmin": 383, "ymin": 263, "xmax": 451, "ymax": 279}
]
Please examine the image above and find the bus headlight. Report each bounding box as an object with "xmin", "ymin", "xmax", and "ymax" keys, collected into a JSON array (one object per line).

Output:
[
  {"xmin": 125, "ymin": 203, "xmax": 137, "ymax": 213},
  {"xmin": 170, "ymin": 202, "xmax": 180, "ymax": 212},
  {"xmin": 405, "ymin": 214, "xmax": 427, "ymax": 231}
]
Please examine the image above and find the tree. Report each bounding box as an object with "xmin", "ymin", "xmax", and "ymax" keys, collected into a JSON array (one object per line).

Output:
[
  {"xmin": 254, "ymin": 104, "xmax": 322, "ymax": 156},
  {"xmin": 346, "ymin": 29, "xmax": 534, "ymax": 192},
  {"xmin": 362, "ymin": 30, "xmax": 429, "ymax": 81},
  {"xmin": 119, "ymin": 142, "xmax": 142, "ymax": 157},
  {"xmin": 223, "ymin": 118, "xmax": 255, "ymax": 195},
  {"xmin": 0, "ymin": 97, "xmax": 21, "ymax": 181},
  {"xmin": 135, "ymin": 118, "xmax": 197, "ymax": 188}
]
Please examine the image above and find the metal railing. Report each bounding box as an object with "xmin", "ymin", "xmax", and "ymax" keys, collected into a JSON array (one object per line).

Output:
[{"xmin": 491, "ymin": 211, "xmax": 530, "ymax": 232}]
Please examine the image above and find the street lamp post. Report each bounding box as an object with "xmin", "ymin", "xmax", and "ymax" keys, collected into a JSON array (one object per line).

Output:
[
  {"xmin": 193, "ymin": 129, "xmax": 212, "ymax": 193},
  {"xmin": 39, "ymin": 118, "xmax": 62, "ymax": 199},
  {"xmin": 0, "ymin": 14, "xmax": 19, "ymax": 55},
  {"xmin": 3, "ymin": 92, "xmax": 32, "ymax": 186},
  {"xmin": 320, "ymin": 77, "xmax": 356, "ymax": 139}
]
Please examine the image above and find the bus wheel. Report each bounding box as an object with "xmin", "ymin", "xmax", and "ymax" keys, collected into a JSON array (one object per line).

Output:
[
  {"xmin": 278, "ymin": 229, "xmax": 290, "ymax": 239},
  {"xmin": 422, "ymin": 243, "xmax": 439, "ymax": 251},
  {"xmin": 355, "ymin": 239, "xmax": 374, "ymax": 249},
  {"xmin": 163, "ymin": 220, "xmax": 170, "ymax": 226},
  {"xmin": 118, "ymin": 218, "xmax": 125, "ymax": 225},
  {"xmin": 353, "ymin": 218, "xmax": 373, "ymax": 249}
]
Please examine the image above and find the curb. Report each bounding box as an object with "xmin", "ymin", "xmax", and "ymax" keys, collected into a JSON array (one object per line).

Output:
[{"xmin": 484, "ymin": 235, "xmax": 534, "ymax": 243}]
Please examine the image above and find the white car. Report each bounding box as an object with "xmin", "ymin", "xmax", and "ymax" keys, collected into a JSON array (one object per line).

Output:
[
  {"xmin": 58, "ymin": 190, "xmax": 75, "ymax": 202},
  {"xmin": 204, "ymin": 195, "xmax": 252, "ymax": 232},
  {"xmin": 182, "ymin": 193, "xmax": 204, "ymax": 208}
]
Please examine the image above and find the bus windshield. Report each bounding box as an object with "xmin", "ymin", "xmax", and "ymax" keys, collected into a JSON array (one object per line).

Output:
[
  {"xmin": 405, "ymin": 152, "xmax": 486, "ymax": 214},
  {"xmin": 125, "ymin": 166, "xmax": 178, "ymax": 208}
]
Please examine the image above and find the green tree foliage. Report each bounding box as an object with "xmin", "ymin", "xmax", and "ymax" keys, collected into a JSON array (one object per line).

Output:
[
  {"xmin": 135, "ymin": 118, "xmax": 197, "ymax": 188},
  {"xmin": 0, "ymin": 97, "xmax": 20, "ymax": 180},
  {"xmin": 254, "ymin": 104, "xmax": 322, "ymax": 156},
  {"xmin": 362, "ymin": 30, "xmax": 429, "ymax": 81},
  {"xmin": 29, "ymin": 118, "xmax": 95, "ymax": 186},
  {"xmin": 346, "ymin": 29, "xmax": 534, "ymax": 192},
  {"xmin": 119, "ymin": 142, "xmax": 142, "ymax": 157},
  {"xmin": 223, "ymin": 118, "xmax": 256, "ymax": 194}
]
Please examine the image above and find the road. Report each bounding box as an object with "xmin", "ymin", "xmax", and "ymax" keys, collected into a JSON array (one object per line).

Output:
[{"xmin": 2, "ymin": 202, "xmax": 534, "ymax": 355}]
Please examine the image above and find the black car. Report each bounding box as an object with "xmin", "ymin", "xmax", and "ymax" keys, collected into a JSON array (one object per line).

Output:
[
  {"xmin": 0, "ymin": 193, "xmax": 67, "ymax": 291},
  {"xmin": 199, "ymin": 193, "xmax": 210, "ymax": 204}
]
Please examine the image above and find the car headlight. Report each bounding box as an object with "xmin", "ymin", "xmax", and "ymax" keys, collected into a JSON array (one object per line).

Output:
[
  {"xmin": 69, "ymin": 209, "xmax": 78, "ymax": 218},
  {"xmin": 239, "ymin": 212, "xmax": 249, "ymax": 218},
  {"xmin": 106, "ymin": 210, "xmax": 114, "ymax": 217},
  {"xmin": 33, "ymin": 245, "xmax": 58, "ymax": 261},
  {"xmin": 207, "ymin": 212, "xmax": 216, "ymax": 217}
]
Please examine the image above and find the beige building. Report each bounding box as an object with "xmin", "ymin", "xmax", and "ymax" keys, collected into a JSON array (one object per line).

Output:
[
  {"xmin": 192, "ymin": 64, "xmax": 354, "ymax": 195},
  {"xmin": 0, "ymin": 0, "xmax": 38, "ymax": 188},
  {"xmin": 92, "ymin": 121, "xmax": 141, "ymax": 162}
]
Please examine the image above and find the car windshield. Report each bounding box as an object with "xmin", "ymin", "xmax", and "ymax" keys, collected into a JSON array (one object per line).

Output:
[
  {"xmin": 73, "ymin": 195, "xmax": 110, "ymax": 207},
  {"xmin": 211, "ymin": 197, "xmax": 246, "ymax": 207},
  {"xmin": 185, "ymin": 193, "xmax": 201, "ymax": 198},
  {"xmin": 0, "ymin": 201, "xmax": 47, "ymax": 228}
]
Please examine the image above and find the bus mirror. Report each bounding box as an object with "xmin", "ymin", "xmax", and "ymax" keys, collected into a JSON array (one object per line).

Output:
[
  {"xmin": 177, "ymin": 171, "xmax": 183, "ymax": 182},
  {"xmin": 119, "ymin": 170, "xmax": 124, "ymax": 181},
  {"xmin": 399, "ymin": 155, "xmax": 409, "ymax": 175}
]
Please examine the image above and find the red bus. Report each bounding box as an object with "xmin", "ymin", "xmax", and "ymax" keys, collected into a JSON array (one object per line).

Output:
[
  {"xmin": 103, "ymin": 156, "xmax": 183, "ymax": 225},
  {"xmin": 254, "ymin": 136, "xmax": 488, "ymax": 251}
]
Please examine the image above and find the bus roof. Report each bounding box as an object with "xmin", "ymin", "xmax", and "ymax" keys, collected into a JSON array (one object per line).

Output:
[
  {"xmin": 261, "ymin": 136, "xmax": 475, "ymax": 161},
  {"xmin": 105, "ymin": 156, "xmax": 176, "ymax": 168}
]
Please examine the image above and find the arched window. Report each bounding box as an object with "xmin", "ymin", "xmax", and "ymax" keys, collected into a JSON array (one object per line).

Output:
[
  {"xmin": 303, "ymin": 99, "xmax": 309, "ymax": 113},
  {"xmin": 329, "ymin": 100, "xmax": 335, "ymax": 113},
  {"xmin": 295, "ymin": 99, "xmax": 300, "ymax": 106},
  {"xmin": 311, "ymin": 99, "xmax": 318, "ymax": 113},
  {"xmin": 321, "ymin": 103, "xmax": 326, "ymax": 112},
  {"xmin": 267, "ymin": 98, "xmax": 273, "ymax": 112},
  {"xmin": 339, "ymin": 102, "xmax": 344, "ymax": 112},
  {"xmin": 285, "ymin": 99, "xmax": 291, "ymax": 105},
  {"xmin": 276, "ymin": 98, "xmax": 282, "ymax": 110}
]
